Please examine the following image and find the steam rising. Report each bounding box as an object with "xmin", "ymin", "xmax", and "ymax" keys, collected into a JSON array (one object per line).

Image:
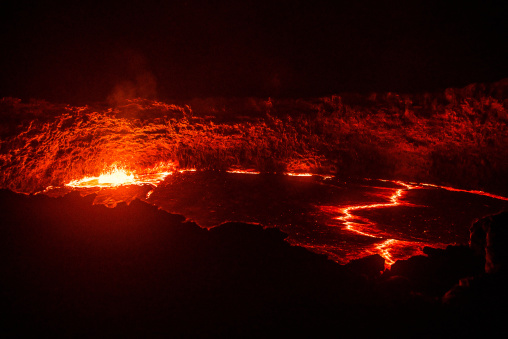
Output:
[{"xmin": 107, "ymin": 50, "xmax": 158, "ymax": 106}]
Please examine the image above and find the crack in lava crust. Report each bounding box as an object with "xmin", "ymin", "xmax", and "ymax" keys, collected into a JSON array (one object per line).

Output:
[
  {"xmin": 320, "ymin": 181, "xmax": 427, "ymax": 267},
  {"xmin": 320, "ymin": 179, "xmax": 508, "ymax": 267}
]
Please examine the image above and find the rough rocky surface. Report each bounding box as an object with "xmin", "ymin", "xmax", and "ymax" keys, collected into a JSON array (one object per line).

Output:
[{"xmin": 1, "ymin": 190, "xmax": 507, "ymax": 337}]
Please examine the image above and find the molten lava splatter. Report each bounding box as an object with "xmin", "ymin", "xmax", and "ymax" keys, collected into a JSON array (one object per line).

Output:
[
  {"xmin": 65, "ymin": 163, "xmax": 176, "ymax": 189},
  {"xmin": 66, "ymin": 166, "xmax": 135, "ymax": 188}
]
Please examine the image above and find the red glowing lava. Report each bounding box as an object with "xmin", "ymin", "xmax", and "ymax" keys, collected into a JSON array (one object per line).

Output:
[
  {"xmin": 66, "ymin": 166, "xmax": 136, "ymax": 188},
  {"xmin": 417, "ymin": 183, "xmax": 508, "ymax": 202},
  {"xmin": 285, "ymin": 172, "xmax": 313, "ymax": 177},
  {"xmin": 324, "ymin": 181, "xmax": 416, "ymax": 237},
  {"xmin": 226, "ymin": 169, "xmax": 261, "ymax": 175},
  {"xmin": 320, "ymin": 180, "xmax": 424, "ymax": 266},
  {"xmin": 320, "ymin": 179, "xmax": 508, "ymax": 267},
  {"xmin": 65, "ymin": 163, "xmax": 175, "ymax": 189}
]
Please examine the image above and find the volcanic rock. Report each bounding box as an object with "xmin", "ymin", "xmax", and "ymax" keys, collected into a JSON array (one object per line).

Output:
[
  {"xmin": 344, "ymin": 254, "xmax": 385, "ymax": 279},
  {"xmin": 470, "ymin": 210, "xmax": 508, "ymax": 274},
  {"xmin": 389, "ymin": 245, "xmax": 483, "ymax": 297}
]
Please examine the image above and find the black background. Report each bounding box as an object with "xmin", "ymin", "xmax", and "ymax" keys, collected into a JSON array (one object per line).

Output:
[{"xmin": 1, "ymin": 0, "xmax": 507, "ymax": 103}]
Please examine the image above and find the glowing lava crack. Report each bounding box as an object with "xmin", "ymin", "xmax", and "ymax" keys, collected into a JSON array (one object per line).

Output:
[
  {"xmin": 320, "ymin": 180, "xmax": 508, "ymax": 267},
  {"xmin": 320, "ymin": 181, "xmax": 425, "ymax": 267}
]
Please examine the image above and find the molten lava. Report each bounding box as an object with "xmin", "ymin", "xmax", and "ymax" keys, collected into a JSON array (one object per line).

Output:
[
  {"xmin": 1, "ymin": 90, "xmax": 507, "ymax": 269},
  {"xmin": 286, "ymin": 172, "xmax": 313, "ymax": 177},
  {"xmin": 66, "ymin": 166, "xmax": 135, "ymax": 187},
  {"xmin": 98, "ymin": 167, "xmax": 134, "ymax": 185},
  {"xmin": 319, "ymin": 181, "xmax": 425, "ymax": 266},
  {"xmin": 338, "ymin": 181, "xmax": 415, "ymax": 237},
  {"xmin": 417, "ymin": 183, "xmax": 508, "ymax": 202},
  {"xmin": 65, "ymin": 163, "xmax": 175, "ymax": 189},
  {"xmin": 226, "ymin": 169, "xmax": 261, "ymax": 175},
  {"xmin": 319, "ymin": 179, "xmax": 508, "ymax": 267}
]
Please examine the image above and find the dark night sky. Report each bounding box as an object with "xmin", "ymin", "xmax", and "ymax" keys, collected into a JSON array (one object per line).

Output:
[{"xmin": 1, "ymin": 0, "xmax": 507, "ymax": 103}]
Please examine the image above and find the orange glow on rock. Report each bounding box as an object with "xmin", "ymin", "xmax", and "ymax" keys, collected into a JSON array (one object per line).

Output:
[{"xmin": 2, "ymin": 95, "xmax": 507, "ymax": 198}]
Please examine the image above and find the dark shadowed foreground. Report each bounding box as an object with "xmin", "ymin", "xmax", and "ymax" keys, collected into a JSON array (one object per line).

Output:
[{"xmin": 1, "ymin": 190, "xmax": 507, "ymax": 337}]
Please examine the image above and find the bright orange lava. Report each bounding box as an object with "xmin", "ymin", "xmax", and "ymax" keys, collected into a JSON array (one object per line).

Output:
[
  {"xmin": 98, "ymin": 169, "xmax": 134, "ymax": 185},
  {"xmin": 65, "ymin": 163, "xmax": 175, "ymax": 189}
]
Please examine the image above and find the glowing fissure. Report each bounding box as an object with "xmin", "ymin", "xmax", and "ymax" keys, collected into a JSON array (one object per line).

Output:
[
  {"xmin": 226, "ymin": 169, "xmax": 332, "ymax": 178},
  {"xmin": 66, "ymin": 166, "xmax": 136, "ymax": 188},
  {"xmin": 321, "ymin": 179, "xmax": 508, "ymax": 267},
  {"xmin": 376, "ymin": 239, "xmax": 398, "ymax": 266},
  {"xmin": 324, "ymin": 181, "xmax": 419, "ymax": 266},
  {"xmin": 333, "ymin": 181, "xmax": 415, "ymax": 238},
  {"xmin": 417, "ymin": 182, "xmax": 508, "ymax": 202}
]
